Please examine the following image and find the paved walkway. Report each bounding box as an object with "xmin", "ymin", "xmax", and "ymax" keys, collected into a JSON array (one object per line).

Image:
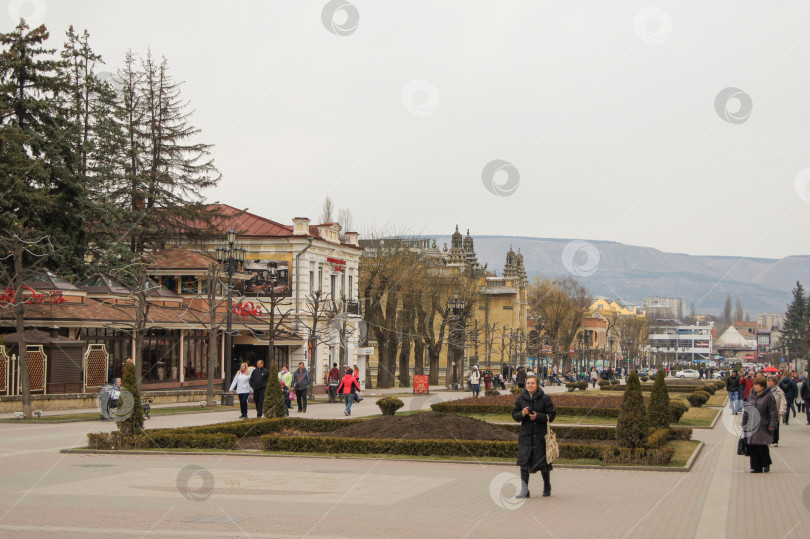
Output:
[{"xmin": 0, "ymin": 391, "xmax": 807, "ymax": 537}]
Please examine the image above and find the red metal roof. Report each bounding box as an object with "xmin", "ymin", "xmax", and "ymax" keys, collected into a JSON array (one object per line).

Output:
[{"xmin": 207, "ymin": 204, "xmax": 294, "ymax": 238}]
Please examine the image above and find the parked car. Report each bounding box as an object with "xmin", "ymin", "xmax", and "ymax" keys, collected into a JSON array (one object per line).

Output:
[
  {"xmin": 638, "ymin": 368, "xmax": 650, "ymax": 378},
  {"xmin": 677, "ymin": 369, "xmax": 700, "ymax": 379},
  {"xmin": 712, "ymin": 370, "xmax": 728, "ymax": 379}
]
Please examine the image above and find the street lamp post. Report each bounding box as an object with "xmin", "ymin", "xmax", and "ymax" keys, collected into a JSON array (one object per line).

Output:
[
  {"xmin": 446, "ymin": 291, "xmax": 466, "ymax": 389},
  {"xmin": 216, "ymin": 228, "xmax": 246, "ymax": 391}
]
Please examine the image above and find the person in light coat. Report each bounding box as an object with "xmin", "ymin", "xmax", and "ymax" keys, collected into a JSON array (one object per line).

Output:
[
  {"xmin": 469, "ymin": 366, "xmax": 481, "ymax": 397},
  {"xmin": 229, "ymin": 362, "xmax": 252, "ymax": 419},
  {"xmin": 766, "ymin": 376, "xmax": 786, "ymax": 447}
]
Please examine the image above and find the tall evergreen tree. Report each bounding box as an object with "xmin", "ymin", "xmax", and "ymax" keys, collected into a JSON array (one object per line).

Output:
[
  {"xmin": 616, "ymin": 371, "xmax": 649, "ymax": 448},
  {"xmin": 0, "ymin": 21, "xmax": 63, "ymax": 245},
  {"xmin": 723, "ymin": 294, "xmax": 732, "ymax": 324},
  {"xmin": 109, "ymin": 50, "xmax": 221, "ymax": 254},
  {"xmin": 647, "ymin": 369, "xmax": 672, "ymax": 429},
  {"xmin": 782, "ymin": 282, "xmax": 809, "ymax": 362},
  {"xmin": 734, "ymin": 297, "xmax": 744, "ymax": 323}
]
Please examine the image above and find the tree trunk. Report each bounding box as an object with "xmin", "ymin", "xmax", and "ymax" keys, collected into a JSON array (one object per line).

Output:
[
  {"xmin": 414, "ymin": 338, "xmax": 424, "ymax": 376},
  {"xmin": 206, "ymin": 328, "xmax": 217, "ymax": 407},
  {"xmin": 13, "ymin": 246, "xmax": 32, "ymax": 419}
]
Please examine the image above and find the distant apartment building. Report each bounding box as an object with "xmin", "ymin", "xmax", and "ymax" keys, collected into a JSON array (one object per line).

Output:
[
  {"xmin": 757, "ymin": 313, "xmax": 785, "ymax": 331},
  {"xmin": 642, "ymin": 296, "xmax": 686, "ymax": 319},
  {"xmin": 648, "ymin": 320, "xmax": 714, "ymax": 363}
]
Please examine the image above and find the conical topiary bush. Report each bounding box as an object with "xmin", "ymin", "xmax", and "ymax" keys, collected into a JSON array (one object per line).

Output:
[
  {"xmin": 263, "ymin": 363, "xmax": 287, "ymax": 418},
  {"xmin": 616, "ymin": 371, "xmax": 649, "ymax": 448},
  {"xmin": 117, "ymin": 361, "xmax": 144, "ymax": 435},
  {"xmin": 647, "ymin": 369, "xmax": 672, "ymax": 429}
]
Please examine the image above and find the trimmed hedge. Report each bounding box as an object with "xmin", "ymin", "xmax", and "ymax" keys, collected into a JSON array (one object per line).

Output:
[
  {"xmin": 646, "ymin": 428, "xmax": 670, "ymax": 449},
  {"xmin": 670, "ymin": 400, "xmax": 689, "ymax": 422},
  {"xmin": 376, "ymin": 397, "xmax": 404, "ymax": 415},
  {"xmin": 169, "ymin": 417, "xmax": 365, "ymax": 437},
  {"xmin": 260, "ymin": 435, "xmax": 608, "ymax": 461},
  {"xmin": 603, "ymin": 384, "xmax": 717, "ymax": 394},
  {"xmin": 601, "ymin": 447, "xmax": 675, "ymax": 466},
  {"xmin": 87, "ymin": 431, "xmax": 237, "ymax": 450},
  {"xmin": 687, "ymin": 391, "xmax": 710, "ymax": 407},
  {"xmin": 435, "ymin": 393, "xmax": 629, "ymax": 409}
]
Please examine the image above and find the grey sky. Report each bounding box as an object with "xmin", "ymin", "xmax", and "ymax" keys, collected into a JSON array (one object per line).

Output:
[{"xmin": 5, "ymin": 1, "xmax": 810, "ymax": 259}]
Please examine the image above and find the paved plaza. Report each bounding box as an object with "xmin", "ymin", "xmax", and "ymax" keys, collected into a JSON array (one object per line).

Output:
[{"xmin": 0, "ymin": 390, "xmax": 808, "ymax": 538}]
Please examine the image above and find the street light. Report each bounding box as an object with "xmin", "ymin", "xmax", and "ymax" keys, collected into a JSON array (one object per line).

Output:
[
  {"xmin": 216, "ymin": 228, "xmax": 246, "ymax": 390},
  {"xmin": 534, "ymin": 315, "xmax": 545, "ymax": 377},
  {"xmin": 446, "ymin": 291, "xmax": 466, "ymax": 389}
]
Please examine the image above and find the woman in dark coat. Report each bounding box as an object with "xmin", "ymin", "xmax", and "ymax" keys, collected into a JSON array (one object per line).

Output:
[
  {"xmin": 742, "ymin": 377, "xmax": 778, "ymax": 473},
  {"xmin": 512, "ymin": 374, "xmax": 556, "ymax": 498}
]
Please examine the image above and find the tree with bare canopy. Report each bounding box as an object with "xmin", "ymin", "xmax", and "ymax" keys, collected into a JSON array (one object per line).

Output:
[
  {"xmin": 527, "ymin": 276, "xmax": 591, "ymax": 373},
  {"xmin": 0, "ymin": 229, "xmax": 55, "ymax": 419}
]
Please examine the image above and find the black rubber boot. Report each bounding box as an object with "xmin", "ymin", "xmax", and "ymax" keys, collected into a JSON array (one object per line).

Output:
[
  {"xmin": 516, "ymin": 469, "xmax": 530, "ymax": 499},
  {"xmin": 541, "ymin": 470, "xmax": 551, "ymax": 497}
]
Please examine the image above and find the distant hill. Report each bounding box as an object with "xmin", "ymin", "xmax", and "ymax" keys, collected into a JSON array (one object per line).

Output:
[{"xmin": 433, "ymin": 235, "xmax": 807, "ymax": 316}]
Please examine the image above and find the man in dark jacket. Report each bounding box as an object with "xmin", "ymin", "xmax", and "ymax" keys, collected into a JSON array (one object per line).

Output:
[
  {"xmin": 291, "ymin": 362, "xmax": 311, "ymax": 413},
  {"xmin": 515, "ymin": 367, "xmax": 527, "ymax": 389},
  {"xmin": 800, "ymin": 376, "xmax": 810, "ymax": 425},
  {"xmin": 778, "ymin": 375, "xmax": 797, "ymax": 424},
  {"xmin": 726, "ymin": 370, "xmax": 741, "ymax": 414},
  {"xmin": 249, "ymin": 360, "xmax": 269, "ymax": 417}
]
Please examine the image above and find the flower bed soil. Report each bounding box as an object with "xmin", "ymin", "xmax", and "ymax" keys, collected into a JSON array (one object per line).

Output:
[{"xmin": 329, "ymin": 412, "xmax": 518, "ymax": 441}]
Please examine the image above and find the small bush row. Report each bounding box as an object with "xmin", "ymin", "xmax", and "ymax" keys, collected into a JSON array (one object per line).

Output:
[
  {"xmin": 686, "ymin": 391, "xmax": 711, "ymax": 407},
  {"xmin": 646, "ymin": 428, "xmax": 671, "ymax": 449},
  {"xmin": 87, "ymin": 431, "xmax": 237, "ymax": 450},
  {"xmin": 670, "ymin": 400, "xmax": 690, "ymax": 422},
  {"xmin": 601, "ymin": 447, "xmax": 676, "ymax": 466},
  {"xmin": 565, "ymin": 381, "xmax": 590, "ymax": 391}
]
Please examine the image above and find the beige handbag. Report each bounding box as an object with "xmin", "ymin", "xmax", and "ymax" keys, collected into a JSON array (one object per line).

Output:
[{"xmin": 545, "ymin": 426, "xmax": 560, "ymax": 464}]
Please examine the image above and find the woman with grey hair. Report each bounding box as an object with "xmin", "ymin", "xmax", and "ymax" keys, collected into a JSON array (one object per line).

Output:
[{"xmin": 512, "ymin": 374, "xmax": 556, "ymax": 497}]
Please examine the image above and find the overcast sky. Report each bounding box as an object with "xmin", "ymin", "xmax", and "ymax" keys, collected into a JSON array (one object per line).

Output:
[{"xmin": 5, "ymin": 1, "xmax": 810, "ymax": 259}]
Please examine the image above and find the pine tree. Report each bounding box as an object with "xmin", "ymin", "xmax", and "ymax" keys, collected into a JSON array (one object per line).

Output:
[
  {"xmin": 117, "ymin": 360, "xmax": 144, "ymax": 435},
  {"xmin": 782, "ymin": 282, "xmax": 809, "ymax": 361},
  {"xmin": 108, "ymin": 50, "xmax": 221, "ymax": 254},
  {"xmin": 616, "ymin": 371, "xmax": 649, "ymax": 448},
  {"xmin": 647, "ymin": 369, "xmax": 672, "ymax": 429},
  {"xmin": 723, "ymin": 294, "xmax": 732, "ymax": 324},
  {"xmin": 0, "ymin": 22, "xmax": 63, "ymax": 248},
  {"xmin": 263, "ymin": 363, "xmax": 287, "ymax": 418},
  {"xmin": 734, "ymin": 298, "xmax": 744, "ymax": 323}
]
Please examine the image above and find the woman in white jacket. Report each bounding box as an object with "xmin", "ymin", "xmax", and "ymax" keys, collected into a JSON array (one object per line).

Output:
[
  {"xmin": 229, "ymin": 362, "xmax": 252, "ymax": 419},
  {"xmin": 469, "ymin": 366, "xmax": 481, "ymax": 398}
]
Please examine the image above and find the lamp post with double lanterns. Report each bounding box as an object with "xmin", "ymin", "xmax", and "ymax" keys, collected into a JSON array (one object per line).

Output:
[
  {"xmin": 446, "ymin": 291, "xmax": 466, "ymax": 390},
  {"xmin": 534, "ymin": 315, "xmax": 545, "ymax": 377},
  {"xmin": 215, "ymin": 228, "xmax": 246, "ymax": 391}
]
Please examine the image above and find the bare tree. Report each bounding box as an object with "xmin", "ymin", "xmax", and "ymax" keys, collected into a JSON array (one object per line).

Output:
[
  {"xmin": 0, "ymin": 230, "xmax": 54, "ymax": 418},
  {"xmin": 176, "ymin": 262, "xmax": 228, "ymax": 407},
  {"xmin": 528, "ymin": 276, "xmax": 591, "ymax": 372},
  {"xmin": 300, "ymin": 288, "xmax": 336, "ymax": 396},
  {"xmin": 320, "ymin": 196, "xmax": 335, "ymax": 224}
]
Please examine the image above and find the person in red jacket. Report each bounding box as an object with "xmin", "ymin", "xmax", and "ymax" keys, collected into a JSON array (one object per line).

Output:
[
  {"xmin": 337, "ymin": 368, "xmax": 361, "ymax": 416},
  {"xmin": 741, "ymin": 372, "xmax": 755, "ymax": 400}
]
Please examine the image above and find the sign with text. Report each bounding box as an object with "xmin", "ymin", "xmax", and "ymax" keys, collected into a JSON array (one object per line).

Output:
[{"xmin": 413, "ymin": 375, "xmax": 429, "ymax": 395}]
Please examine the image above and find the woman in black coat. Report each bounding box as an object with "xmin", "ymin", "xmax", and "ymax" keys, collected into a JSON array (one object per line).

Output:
[{"xmin": 512, "ymin": 374, "xmax": 556, "ymax": 498}]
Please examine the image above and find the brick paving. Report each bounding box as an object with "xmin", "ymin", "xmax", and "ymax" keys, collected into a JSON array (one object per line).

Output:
[{"xmin": 0, "ymin": 392, "xmax": 808, "ymax": 538}]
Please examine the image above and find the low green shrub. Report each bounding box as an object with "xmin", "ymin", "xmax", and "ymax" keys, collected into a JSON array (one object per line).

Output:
[
  {"xmin": 610, "ymin": 379, "xmax": 620, "ymax": 386},
  {"xmin": 669, "ymin": 428, "xmax": 693, "ymax": 440},
  {"xmin": 484, "ymin": 389, "xmax": 501, "ymax": 397},
  {"xmin": 646, "ymin": 428, "xmax": 670, "ymax": 449},
  {"xmin": 169, "ymin": 417, "xmax": 365, "ymax": 437},
  {"xmin": 261, "ymin": 435, "xmax": 607, "ymax": 460},
  {"xmin": 686, "ymin": 391, "xmax": 710, "ymax": 408},
  {"xmin": 640, "ymin": 376, "xmax": 649, "ymax": 382},
  {"xmin": 670, "ymin": 400, "xmax": 689, "ymax": 422},
  {"xmin": 600, "ymin": 446, "xmax": 675, "ymax": 466},
  {"xmin": 87, "ymin": 431, "xmax": 237, "ymax": 450},
  {"xmin": 376, "ymin": 397, "xmax": 405, "ymax": 416},
  {"xmin": 576, "ymin": 381, "xmax": 589, "ymax": 391},
  {"xmin": 565, "ymin": 383, "xmax": 576, "ymax": 392},
  {"xmin": 510, "ymin": 387, "xmax": 522, "ymax": 395},
  {"xmin": 598, "ymin": 380, "xmax": 610, "ymax": 389}
]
